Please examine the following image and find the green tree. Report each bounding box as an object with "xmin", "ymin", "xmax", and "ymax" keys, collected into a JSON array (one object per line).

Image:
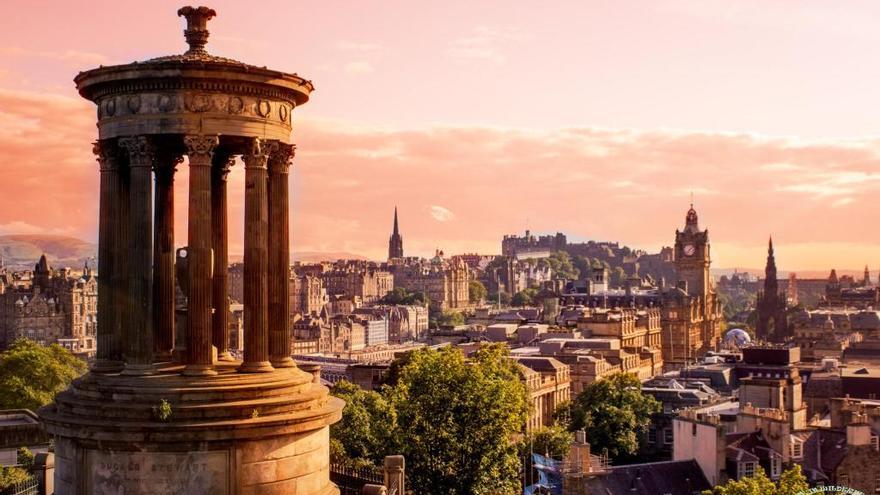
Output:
[
  {"xmin": 487, "ymin": 291, "xmax": 512, "ymax": 306},
  {"xmin": 437, "ymin": 310, "xmax": 465, "ymax": 327},
  {"xmin": 16, "ymin": 448, "xmax": 34, "ymax": 472},
  {"xmin": 546, "ymin": 251, "xmax": 579, "ymax": 280},
  {"xmin": 380, "ymin": 287, "xmax": 429, "ymax": 306},
  {"xmin": 703, "ymin": 465, "xmax": 807, "ymax": 495},
  {"xmin": 386, "ymin": 344, "xmax": 529, "ymax": 494},
  {"xmin": 468, "ymin": 280, "xmax": 488, "ymax": 304},
  {"xmin": 512, "ymin": 288, "xmax": 539, "ymax": 307},
  {"xmin": 610, "ymin": 267, "xmax": 628, "ymax": 287},
  {"xmin": 568, "ymin": 372, "xmax": 660, "ymax": 461},
  {"xmin": 522, "ymin": 424, "xmax": 573, "ymax": 460},
  {"xmin": 329, "ymin": 380, "xmax": 397, "ymax": 467},
  {"xmin": 0, "ymin": 338, "xmax": 87, "ymax": 411}
]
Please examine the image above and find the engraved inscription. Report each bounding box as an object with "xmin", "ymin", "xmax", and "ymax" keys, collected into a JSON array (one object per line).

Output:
[{"xmin": 87, "ymin": 450, "xmax": 228, "ymax": 495}]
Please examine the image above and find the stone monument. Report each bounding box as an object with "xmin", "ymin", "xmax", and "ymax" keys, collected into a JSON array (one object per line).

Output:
[{"xmin": 39, "ymin": 6, "xmax": 343, "ymax": 494}]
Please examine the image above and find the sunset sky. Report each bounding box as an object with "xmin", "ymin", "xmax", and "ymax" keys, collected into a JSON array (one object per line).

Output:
[{"xmin": 3, "ymin": 0, "xmax": 880, "ymax": 272}]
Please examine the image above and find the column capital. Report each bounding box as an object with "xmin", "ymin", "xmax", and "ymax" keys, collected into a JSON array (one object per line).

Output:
[
  {"xmin": 118, "ymin": 136, "xmax": 157, "ymax": 167},
  {"xmin": 184, "ymin": 134, "xmax": 220, "ymax": 165},
  {"xmin": 154, "ymin": 154, "xmax": 184, "ymax": 179},
  {"xmin": 92, "ymin": 140, "xmax": 118, "ymax": 172},
  {"xmin": 212, "ymin": 153, "xmax": 235, "ymax": 181},
  {"xmin": 242, "ymin": 138, "xmax": 268, "ymax": 170},
  {"xmin": 268, "ymin": 143, "xmax": 295, "ymax": 175}
]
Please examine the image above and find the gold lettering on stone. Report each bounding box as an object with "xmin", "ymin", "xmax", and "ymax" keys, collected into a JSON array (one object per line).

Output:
[{"xmin": 87, "ymin": 450, "xmax": 228, "ymax": 495}]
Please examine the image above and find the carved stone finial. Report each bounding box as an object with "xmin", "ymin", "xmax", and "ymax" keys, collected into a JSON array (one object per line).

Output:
[{"xmin": 177, "ymin": 6, "xmax": 217, "ymax": 55}]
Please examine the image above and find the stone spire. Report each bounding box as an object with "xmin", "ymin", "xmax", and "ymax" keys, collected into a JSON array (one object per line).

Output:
[
  {"xmin": 683, "ymin": 203, "xmax": 699, "ymax": 233},
  {"xmin": 388, "ymin": 206, "xmax": 404, "ymax": 260},
  {"xmin": 764, "ymin": 237, "xmax": 778, "ymax": 297},
  {"xmin": 864, "ymin": 265, "xmax": 871, "ymax": 286}
]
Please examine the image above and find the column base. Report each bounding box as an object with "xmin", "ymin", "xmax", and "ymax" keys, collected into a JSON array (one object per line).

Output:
[
  {"xmin": 154, "ymin": 351, "xmax": 173, "ymax": 363},
  {"xmin": 238, "ymin": 361, "xmax": 274, "ymax": 373},
  {"xmin": 120, "ymin": 363, "xmax": 156, "ymax": 376},
  {"xmin": 270, "ymin": 357, "xmax": 296, "ymax": 368},
  {"xmin": 217, "ymin": 351, "xmax": 235, "ymax": 362},
  {"xmin": 90, "ymin": 359, "xmax": 124, "ymax": 374},
  {"xmin": 182, "ymin": 364, "xmax": 218, "ymax": 377}
]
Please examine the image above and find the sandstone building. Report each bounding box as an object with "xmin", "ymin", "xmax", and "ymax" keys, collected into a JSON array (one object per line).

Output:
[{"xmin": 0, "ymin": 255, "xmax": 97, "ymax": 357}]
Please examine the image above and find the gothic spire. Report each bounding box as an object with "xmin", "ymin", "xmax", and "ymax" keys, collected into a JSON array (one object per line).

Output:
[{"xmin": 393, "ymin": 206, "xmax": 399, "ymax": 236}]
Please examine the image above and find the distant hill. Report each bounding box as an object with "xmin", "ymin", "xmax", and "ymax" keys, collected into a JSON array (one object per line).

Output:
[
  {"xmin": 292, "ymin": 251, "xmax": 372, "ymax": 263},
  {"xmin": 0, "ymin": 235, "xmax": 96, "ymax": 269}
]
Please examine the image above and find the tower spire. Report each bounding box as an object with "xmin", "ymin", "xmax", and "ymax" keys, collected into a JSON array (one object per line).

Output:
[{"xmin": 388, "ymin": 206, "xmax": 404, "ymax": 260}]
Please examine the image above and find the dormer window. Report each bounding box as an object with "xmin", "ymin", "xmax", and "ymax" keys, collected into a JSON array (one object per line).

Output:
[{"xmin": 791, "ymin": 439, "xmax": 804, "ymax": 460}]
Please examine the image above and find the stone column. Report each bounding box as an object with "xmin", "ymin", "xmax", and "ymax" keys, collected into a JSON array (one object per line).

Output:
[
  {"xmin": 239, "ymin": 138, "xmax": 273, "ymax": 373},
  {"xmin": 115, "ymin": 149, "xmax": 131, "ymax": 367},
  {"xmin": 268, "ymin": 142, "xmax": 295, "ymax": 368},
  {"xmin": 91, "ymin": 140, "xmax": 123, "ymax": 372},
  {"xmin": 153, "ymin": 153, "xmax": 182, "ymax": 361},
  {"xmin": 118, "ymin": 136, "xmax": 156, "ymax": 376},
  {"xmin": 183, "ymin": 134, "xmax": 219, "ymax": 376},
  {"xmin": 211, "ymin": 153, "xmax": 234, "ymax": 361}
]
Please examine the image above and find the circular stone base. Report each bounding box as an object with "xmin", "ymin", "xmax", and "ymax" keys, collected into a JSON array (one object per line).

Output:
[{"xmin": 40, "ymin": 362, "xmax": 343, "ymax": 495}]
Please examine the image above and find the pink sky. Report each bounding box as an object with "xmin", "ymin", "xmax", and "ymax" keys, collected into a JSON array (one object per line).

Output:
[{"xmin": 2, "ymin": 0, "xmax": 879, "ymax": 271}]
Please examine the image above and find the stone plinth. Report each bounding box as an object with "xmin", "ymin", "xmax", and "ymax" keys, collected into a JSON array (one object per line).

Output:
[{"xmin": 40, "ymin": 364, "xmax": 342, "ymax": 495}]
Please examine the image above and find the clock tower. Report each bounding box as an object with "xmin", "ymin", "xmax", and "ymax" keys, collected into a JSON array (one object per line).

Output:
[{"xmin": 674, "ymin": 204, "xmax": 710, "ymax": 298}]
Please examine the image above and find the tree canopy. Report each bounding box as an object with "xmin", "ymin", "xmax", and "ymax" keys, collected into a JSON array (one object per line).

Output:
[
  {"xmin": 703, "ymin": 465, "xmax": 809, "ymax": 495},
  {"xmin": 330, "ymin": 344, "xmax": 530, "ymax": 495},
  {"xmin": 380, "ymin": 287, "xmax": 428, "ymax": 306},
  {"xmin": 0, "ymin": 338, "xmax": 87, "ymax": 411},
  {"xmin": 567, "ymin": 372, "xmax": 660, "ymax": 461},
  {"xmin": 512, "ymin": 288, "xmax": 539, "ymax": 307},
  {"xmin": 543, "ymin": 251, "xmax": 579, "ymax": 280},
  {"xmin": 468, "ymin": 280, "xmax": 488, "ymax": 303}
]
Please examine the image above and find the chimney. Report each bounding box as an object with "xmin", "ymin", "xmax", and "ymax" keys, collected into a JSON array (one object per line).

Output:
[
  {"xmin": 847, "ymin": 413, "xmax": 871, "ymax": 447},
  {"xmin": 569, "ymin": 429, "xmax": 592, "ymax": 473}
]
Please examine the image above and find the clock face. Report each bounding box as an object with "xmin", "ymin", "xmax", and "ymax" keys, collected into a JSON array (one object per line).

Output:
[{"xmin": 683, "ymin": 244, "xmax": 696, "ymax": 257}]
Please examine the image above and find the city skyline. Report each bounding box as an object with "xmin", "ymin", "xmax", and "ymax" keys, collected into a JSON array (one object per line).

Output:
[{"xmin": 3, "ymin": 0, "xmax": 880, "ymax": 270}]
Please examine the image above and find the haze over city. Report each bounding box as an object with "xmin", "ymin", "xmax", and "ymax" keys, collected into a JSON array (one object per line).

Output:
[{"xmin": 3, "ymin": 0, "xmax": 880, "ymax": 270}]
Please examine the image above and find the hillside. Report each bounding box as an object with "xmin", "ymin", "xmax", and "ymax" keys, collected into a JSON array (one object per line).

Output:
[{"xmin": 0, "ymin": 235, "xmax": 96, "ymax": 269}]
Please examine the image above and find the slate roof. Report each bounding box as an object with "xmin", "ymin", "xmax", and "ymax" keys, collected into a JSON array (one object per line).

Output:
[{"xmin": 580, "ymin": 459, "xmax": 711, "ymax": 495}]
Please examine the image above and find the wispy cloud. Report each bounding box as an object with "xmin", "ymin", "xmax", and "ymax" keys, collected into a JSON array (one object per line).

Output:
[
  {"xmin": 428, "ymin": 205, "xmax": 455, "ymax": 222},
  {"xmin": 344, "ymin": 61, "xmax": 375, "ymax": 74},
  {"xmin": 447, "ymin": 26, "xmax": 528, "ymax": 64},
  {"xmin": 0, "ymin": 46, "xmax": 107, "ymax": 66}
]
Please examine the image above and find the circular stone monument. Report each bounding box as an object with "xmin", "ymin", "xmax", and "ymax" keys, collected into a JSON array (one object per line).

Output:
[{"xmin": 39, "ymin": 6, "xmax": 343, "ymax": 494}]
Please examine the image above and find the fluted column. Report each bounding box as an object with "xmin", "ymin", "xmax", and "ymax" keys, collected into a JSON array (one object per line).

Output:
[
  {"xmin": 211, "ymin": 153, "xmax": 234, "ymax": 361},
  {"xmin": 239, "ymin": 138, "xmax": 273, "ymax": 373},
  {"xmin": 118, "ymin": 136, "xmax": 156, "ymax": 376},
  {"xmin": 92, "ymin": 140, "xmax": 124, "ymax": 372},
  {"xmin": 268, "ymin": 142, "xmax": 295, "ymax": 368},
  {"xmin": 183, "ymin": 135, "xmax": 219, "ymax": 376},
  {"xmin": 153, "ymin": 153, "xmax": 182, "ymax": 361}
]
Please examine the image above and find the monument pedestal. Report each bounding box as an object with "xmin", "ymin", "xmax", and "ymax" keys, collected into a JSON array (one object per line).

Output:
[{"xmin": 40, "ymin": 364, "xmax": 343, "ymax": 495}]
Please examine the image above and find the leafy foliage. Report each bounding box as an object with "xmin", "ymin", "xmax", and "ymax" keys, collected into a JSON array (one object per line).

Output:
[
  {"xmin": 380, "ymin": 287, "xmax": 429, "ymax": 306},
  {"xmin": 703, "ymin": 465, "xmax": 808, "ymax": 495},
  {"xmin": 522, "ymin": 424, "xmax": 573, "ymax": 460},
  {"xmin": 487, "ymin": 291, "xmax": 512, "ymax": 306},
  {"xmin": 512, "ymin": 288, "xmax": 539, "ymax": 307},
  {"xmin": 330, "ymin": 344, "xmax": 530, "ymax": 494},
  {"xmin": 329, "ymin": 380, "xmax": 397, "ymax": 466},
  {"xmin": 0, "ymin": 466, "xmax": 30, "ymax": 490},
  {"xmin": 0, "ymin": 338, "xmax": 87, "ymax": 411},
  {"xmin": 468, "ymin": 280, "xmax": 488, "ymax": 303},
  {"xmin": 16, "ymin": 448, "xmax": 34, "ymax": 472},
  {"xmin": 436, "ymin": 310, "xmax": 465, "ymax": 327},
  {"xmin": 568, "ymin": 372, "xmax": 660, "ymax": 461},
  {"xmin": 541, "ymin": 251, "xmax": 580, "ymax": 280}
]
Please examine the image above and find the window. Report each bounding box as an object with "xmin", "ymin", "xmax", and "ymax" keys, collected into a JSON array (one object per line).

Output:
[
  {"xmin": 791, "ymin": 440, "xmax": 803, "ymax": 460},
  {"xmin": 770, "ymin": 457, "xmax": 781, "ymax": 479},
  {"xmin": 741, "ymin": 462, "xmax": 755, "ymax": 478},
  {"xmin": 647, "ymin": 427, "xmax": 656, "ymax": 444},
  {"xmin": 664, "ymin": 428, "xmax": 674, "ymax": 445},
  {"xmin": 872, "ymin": 435, "xmax": 879, "ymax": 452}
]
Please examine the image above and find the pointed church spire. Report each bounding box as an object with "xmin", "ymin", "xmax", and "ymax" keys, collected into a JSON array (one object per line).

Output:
[
  {"xmin": 768, "ymin": 236, "xmax": 774, "ymax": 256},
  {"xmin": 388, "ymin": 207, "xmax": 404, "ymax": 260}
]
